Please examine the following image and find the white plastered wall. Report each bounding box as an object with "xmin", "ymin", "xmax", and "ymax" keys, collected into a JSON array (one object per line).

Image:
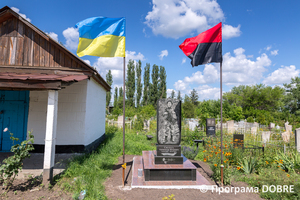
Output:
[
  {"xmin": 27, "ymin": 78, "xmax": 106, "ymax": 146},
  {"xmin": 84, "ymin": 78, "xmax": 106, "ymax": 146},
  {"xmin": 27, "ymin": 80, "xmax": 87, "ymax": 145}
]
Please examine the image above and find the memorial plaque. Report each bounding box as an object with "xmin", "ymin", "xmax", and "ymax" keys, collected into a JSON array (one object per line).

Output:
[
  {"xmin": 157, "ymin": 99, "xmax": 181, "ymax": 145},
  {"xmin": 156, "ymin": 145, "xmax": 181, "ymax": 156},
  {"xmin": 233, "ymin": 134, "xmax": 244, "ymax": 148},
  {"xmin": 206, "ymin": 118, "xmax": 216, "ymax": 137},
  {"xmin": 154, "ymin": 156, "xmax": 184, "ymax": 165}
]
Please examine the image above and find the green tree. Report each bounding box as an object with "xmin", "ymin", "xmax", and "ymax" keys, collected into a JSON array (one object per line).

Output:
[
  {"xmin": 182, "ymin": 95, "xmax": 195, "ymax": 118},
  {"xmin": 177, "ymin": 90, "xmax": 182, "ymax": 101},
  {"xmin": 150, "ymin": 64, "xmax": 159, "ymax": 107},
  {"xmin": 284, "ymin": 77, "xmax": 300, "ymax": 116},
  {"xmin": 113, "ymin": 87, "xmax": 118, "ymax": 108},
  {"xmin": 190, "ymin": 89, "xmax": 199, "ymax": 106},
  {"xmin": 142, "ymin": 63, "xmax": 150, "ymax": 106},
  {"xmin": 171, "ymin": 90, "xmax": 175, "ymax": 98},
  {"xmin": 126, "ymin": 59, "xmax": 135, "ymax": 107},
  {"xmin": 105, "ymin": 70, "xmax": 113, "ymax": 108},
  {"xmin": 118, "ymin": 87, "xmax": 123, "ymax": 109},
  {"xmin": 136, "ymin": 60, "xmax": 142, "ymax": 108},
  {"xmin": 158, "ymin": 66, "xmax": 167, "ymax": 99}
]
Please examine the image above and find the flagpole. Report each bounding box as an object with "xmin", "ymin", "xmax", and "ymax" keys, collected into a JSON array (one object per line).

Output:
[
  {"xmin": 122, "ymin": 56, "xmax": 126, "ymax": 186},
  {"xmin": 220, "ymin": 60, "xmax": 224, "ymax": 186}
]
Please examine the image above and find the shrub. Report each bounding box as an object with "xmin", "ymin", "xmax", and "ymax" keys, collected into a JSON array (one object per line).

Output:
[
  {"xmin": 0, "ymin": 131, "xmax": 34, "ymax": 188},
  {"xmin": 182, "ymin": 146, "xmax": 198, "ymax": 160}
]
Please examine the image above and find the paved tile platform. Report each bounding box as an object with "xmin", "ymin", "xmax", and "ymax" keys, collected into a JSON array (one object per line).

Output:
[{"xmin": 131, "ymin": 151, "xmax": 212, "ymax": 189}]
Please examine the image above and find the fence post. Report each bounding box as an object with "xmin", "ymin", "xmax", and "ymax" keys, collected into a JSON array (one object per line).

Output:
[
  {"xmin": 295, "ymin": 128, "xmax": 300, "ymax": 153},
  {"xmin": 284, "ymin": 144, "xmax": 286, "ymax": 154}
]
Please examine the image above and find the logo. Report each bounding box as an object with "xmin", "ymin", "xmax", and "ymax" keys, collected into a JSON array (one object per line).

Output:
[{"xmin": 200, "ymin": 185, "xmax": 208, "ymax": 193}]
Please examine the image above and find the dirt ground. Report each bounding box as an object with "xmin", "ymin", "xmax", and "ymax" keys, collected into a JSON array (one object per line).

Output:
[
  {"xmin": 0, "ymin": 155, "xmax": 263, "ymax": 200},
  {"xmin": 104, "ymin": 155, "xmax": 263, "ymax": 200}
]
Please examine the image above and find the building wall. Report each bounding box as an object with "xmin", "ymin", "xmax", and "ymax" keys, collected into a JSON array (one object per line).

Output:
[
  {"xmin": 27, "ymin": 80, "xmax": 88, "ymax": 145},
  {"xmin": 84, "ymin": 78, "xmax": 106, "ymax": 146}
]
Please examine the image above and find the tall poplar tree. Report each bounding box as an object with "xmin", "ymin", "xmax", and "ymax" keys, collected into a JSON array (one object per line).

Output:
[
  {"xmin": 142, "ymin": 63, "xmax": 150, "ymax": 106},
  {"xmin": 177, "ymin": 90, "xmax": 182, "ymax": 101},
  {"xmin": 171, "ymin": 90, "xmax": 175, "ymax": 98},
  {"xmin": 158, "ymin": 66, "xmax": 167, "ymax": 99},
  {"xmin": 118, "ymin": 87, "xmax": 123, "ymax": 109},
  {"xmin": 136, "ymin": 60, "xmax": 142, "ymax": 108},
  {"xmin": 126, "ymin": 59, "xmax": 135, "ymax": 107},
  {"xmin": 114, "ymin": 87, "xmax": 118, "ymax": 108},
  {"xmin": 105, "ymin": 70, "xmax": 113, "ymax": 108},
  {"xmin": 150, "ymin": 64, "xmax": 159, "ymax": 107}
]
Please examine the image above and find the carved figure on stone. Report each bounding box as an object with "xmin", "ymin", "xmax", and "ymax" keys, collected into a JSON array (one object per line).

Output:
[{"xmin": 157, "ymin": 99, "xmax": 181, "ymax": 145}]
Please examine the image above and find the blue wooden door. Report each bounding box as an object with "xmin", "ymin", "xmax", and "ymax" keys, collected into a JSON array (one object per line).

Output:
[{"xmin": 0, "ymin": 91, "xmax": 29, "ymax": 152}]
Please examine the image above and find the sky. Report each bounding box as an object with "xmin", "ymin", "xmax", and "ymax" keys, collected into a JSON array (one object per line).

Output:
[{"xmin": 2, "ymin": 0, "xmax": 300, "ymax": 101}]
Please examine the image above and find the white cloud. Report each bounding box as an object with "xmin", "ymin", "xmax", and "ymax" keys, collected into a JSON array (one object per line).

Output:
[
  {"xmin": 183, "ymin": 64, "xmax": 218, "ymax": 84},
  {"xmin": 174, "ymin": 80, "xmax": 188, "ymax": 91},
  {"xmin": 46, "ymin": 32, "xmax": 58, "ymax": 42},
  {"xmin": 262, "ymin": 65, "xmax": 300, "ymax": 85},
  {"xmin": 83, "ymin": 60, "xmax": 91, "ymax": 66},
  {"xmin": 145, "ymin": 0, "xmax": 224, "ymax": 39},
  {"xmin": 11, "ymin": 7, "xmax": 31, "ymax": 22},
  {"xmin": 182, "ymin": 58, "xmax": 186, "ymax": 64},
  {"xmin": 93, "ymin": 51, "xmax": 145, "ymax": 86},
  {"xmin": 271, "ymin": 50, "xmax": 279, "ymax": 56},
  {"xmin": 196, "ymin": 85, "xmax": 220, "ymax": 100},
  {"xmin": 222, "ymin": 24, "xmax": 241, "ymax": 39},
  {"xmin": 62, "ymin": 27, "xmax": 79, "ymax": 50},
  {"xmin": 265, "ymin": 45, "xmax": 272, "ymax": 51},
  {"xmin": 159, "ymin": 50, "xmax": 168, "ymax": 60},
  {"xmin": 223, "ymin": 48, "xmax": 271, "ymax": 85}
]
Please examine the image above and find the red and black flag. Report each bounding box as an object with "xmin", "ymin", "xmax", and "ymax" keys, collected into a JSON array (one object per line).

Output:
[{"xmin": 179, "ymin": 22, "xmax": 222, "ymax": 67}]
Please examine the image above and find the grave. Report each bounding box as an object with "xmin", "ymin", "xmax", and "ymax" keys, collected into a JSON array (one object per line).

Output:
[
  {"xmin": 206, "ymin": 118, "xmax": 216, "ymax": 137},
  {"xmin": 156, "ymin": 99, "xmax": 183, "ymax": 164},
  {"xmin": 233, "ymin": 134, "xmax": 244, "ymax": 148},
  {"xmin": 295, "ymin": 128, "xmax": 300, "ymax": 153},
  {"xmin": 251, "ymin": 127, "xmax": 257, "ymax": 135},
  {"xmin": 227, "ymin": 120, "xmax": 235, "ymax": 134},
  {"xmin": 131, "ymin": 98, "xmax": 210, "ymax": 185},
  {"xmin": 262, "ymin": 131, "xmax": 271, "ymax": 143}
]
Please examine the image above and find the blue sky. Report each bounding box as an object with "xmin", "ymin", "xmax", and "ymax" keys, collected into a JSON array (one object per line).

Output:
[{"xmin": 2, "ymin": 0, "xmax": 300, "ymax": 101}]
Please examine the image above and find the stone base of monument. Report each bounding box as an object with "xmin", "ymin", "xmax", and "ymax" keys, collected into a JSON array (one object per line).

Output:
[
  {"xmin": 131, "ymin": 151, "xmax": 212, "ymax": 189},
  {"xmin": 144, "ymin": 151, "xmax": 195, "ymax": 181}
]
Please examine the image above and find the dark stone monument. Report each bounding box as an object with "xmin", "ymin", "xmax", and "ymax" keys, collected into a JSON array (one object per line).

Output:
[
  {"xmin": 206, "ymin": 118, "xmax": 216, "ymax": 137},
  {"xmin": 155, "ymin": 98, "xmax": 183, "ymax": 164},
  {"xmin": 233, "ymin": 134, "xmax": 244, "ymax": 148}
]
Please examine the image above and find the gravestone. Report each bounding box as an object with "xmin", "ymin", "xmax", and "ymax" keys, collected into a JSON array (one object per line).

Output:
[
  {"xmin": 270, "ymin": 123, "xmax": 275, "ymax": 129},
  {"xmin": 143, "ymin": 119, "xmax": 150, "ymax": 131},
  {"xmin": 227, "ymin": 120, "xmax": 235, "ymax": 134},
  {"xmin": 156, "ymin": 98, "xmax": 183, "ymax": 164},
  {"xmin": 295, "ymin": 128, "xmax": 300, "ymax": 153},
  {"xmin": 284, "ymin": 121, "xmax": 292, "ymax": 133},
  {"xmin": 117, "ymin": 115, "xmax": 123, "ymax": 128},
  {"xmin": 206, "ymin": 118, "xmax": 216, "ymax": 136},
  {"xmin": 282, "ymin": 131, "xmax": 290, "ymax": 143},
  {"xmin": 251, "ymin": 127, "xmax": 257, "ymax": 135},
  {"xmin": 262, "ymin": 131, "xmax": 271, "ymax": 143},
  {"xmin": 233, "ymin": 134, "xmax": 244, "ymax": 148}
]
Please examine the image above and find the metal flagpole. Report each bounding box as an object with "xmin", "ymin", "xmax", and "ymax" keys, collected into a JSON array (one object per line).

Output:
[
  {"xmin": 122, "ymin": 56, "xmax": 126, "ymax": 186},
  {"xmin": 220, "ymin": 60, "xmax": 224, "ymax": 186}
]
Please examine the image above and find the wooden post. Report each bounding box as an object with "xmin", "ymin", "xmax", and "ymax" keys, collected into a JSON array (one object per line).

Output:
[{"xmin": 43, "ymin": 90, "xmax": 58, "ymax": 185}]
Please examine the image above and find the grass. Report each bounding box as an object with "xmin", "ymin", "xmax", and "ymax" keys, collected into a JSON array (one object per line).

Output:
[{"xmin": 58, "ymin": 125, "xmax": 155, "ymax": 199}]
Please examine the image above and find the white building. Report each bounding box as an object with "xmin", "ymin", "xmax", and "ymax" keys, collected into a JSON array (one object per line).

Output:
[{"xmin": 0, "ymin": 6, "xmax": 110, "ymax": 183}]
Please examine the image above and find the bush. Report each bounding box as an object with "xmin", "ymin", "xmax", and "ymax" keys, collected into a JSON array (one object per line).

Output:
[
  {"xmin": 0, "ymin": 131, "xmax": 34, "ymax": 188},
  {"xmin": 182, "ymin": 146, "xmax": 198, "ymax": 160}
]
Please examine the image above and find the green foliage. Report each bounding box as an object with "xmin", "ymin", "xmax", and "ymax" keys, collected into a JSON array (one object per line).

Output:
[
  {"xmin": 126, "ymin": 59, "xmax": 135, "ymax": 107},
  {"xmin": 177, "ymin": 90, "xmax": 182, "ymax": 101},
  {"xmin": 170, "ymin": 90, "xmax": 175, "ymax": 98},
  {"xmin": 246, "ymin": 116, "xmax": 254, "ymax": 123},
  {"xmin": 162, "ymin": 194, "xmax": 175, "ymax": 200},
  {"xmin": 158, "ymin": 66, "xmax": 167, "ymax": 99},
  {"xmin": 182, "ymin": 95, "xmax": 195, "ymax": 118},
  {"xmin": 105, "ymin": 70, "xmax": 113, "ymax": 108},
  {"xmin": 190, "ymin": 89, "xmax": 199, "ymax": 106},
  {"xmin": 275, "ymin": 150, "xmax": 300, "ymax": 173},
  {"xmin": 284, "ymin": 77, "xmax": 300, "ymax": 116},
  {"xmin": 113, "ymin": 87, "xmax": 118, "ymax": 108},
  {"xmin": 142, "ymin": 63, "xmax": 150, "ymax": 106},
  {"xmin": 0, "ymin": 131, "xmax": 34, "ymax": 187},
  {"xmin": 182, "ymin": 146, "xmax": 198, "ymax": 160},
  {"xmin": 238, "ymin": 156, "xmax": 258, "ymax": 174},
  {"xmin": 136, "ymin": 60, "xmax": 142, "ymax": 107},
  {"xmin": 150, "ymin": 64, "xmax": 159, "ymax": 108}
]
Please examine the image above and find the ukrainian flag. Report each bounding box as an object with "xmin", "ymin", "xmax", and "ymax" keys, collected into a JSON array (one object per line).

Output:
[{"xmin": 75, "ymin": 17, "xmax": 125, "ymax": 57}]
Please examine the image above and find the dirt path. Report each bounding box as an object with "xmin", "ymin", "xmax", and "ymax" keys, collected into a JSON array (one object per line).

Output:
[{"xmin": 104, "ymin": 155, "xmax": 263, "ymax": 200}]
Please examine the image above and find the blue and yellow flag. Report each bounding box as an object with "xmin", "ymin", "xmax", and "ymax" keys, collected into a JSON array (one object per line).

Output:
[{"xmin": 75, "ymin": 17, "xmax": 125, "ymax": 57}]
